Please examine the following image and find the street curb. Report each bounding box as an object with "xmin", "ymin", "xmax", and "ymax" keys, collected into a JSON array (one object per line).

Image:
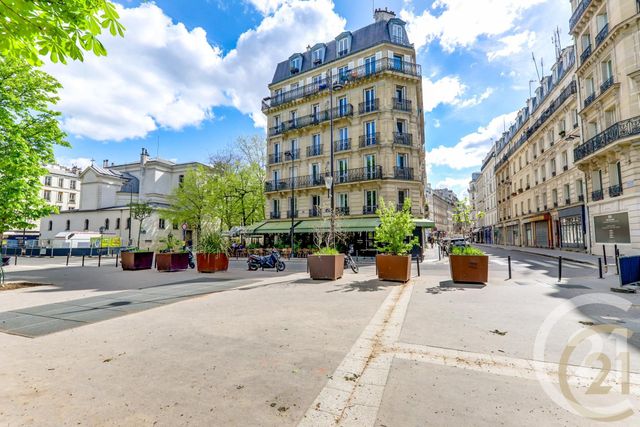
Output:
[{"xmin": 475, "ymin": 244, "xmax": 597, "ymax": 266}]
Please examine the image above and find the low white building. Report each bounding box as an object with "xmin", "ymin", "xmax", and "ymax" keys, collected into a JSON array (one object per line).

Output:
[{"xmin": 40, "ymin": 148, "xmax": 206, "ymax": 249}]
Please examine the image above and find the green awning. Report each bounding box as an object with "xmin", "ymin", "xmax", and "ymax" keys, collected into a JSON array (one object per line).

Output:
[
  {"xmin": 294, "ymin": 217, "xmax": 380, "ymax": 233},
  {"xmin": 253, "ymin": 220, "xmax": 299, "ymax": 234},
  {"xmin": 243, "ymin": 221, "xmax": 266, "ymax": 234},
  {"xmin": 413, "ymin": 219, "xmax": 435, "ymax": 228}
]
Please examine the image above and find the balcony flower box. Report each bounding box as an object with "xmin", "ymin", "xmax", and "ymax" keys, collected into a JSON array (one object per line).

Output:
[
  {"xmin": 121, "ymin": 251, "xmax": 153, "ymax": 271},
  {"xmin": 308, "ymin": 252, "xmax": 345, "ymax": 280}
]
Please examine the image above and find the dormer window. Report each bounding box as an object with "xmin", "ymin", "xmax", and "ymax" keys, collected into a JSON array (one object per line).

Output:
[
  {"xmin": 337, "ymin": 38, "xmax": 349, "ymax": 56},
  {"xmin": 391, "ymin": 24, "xmax": 404, "ymax": 44},
  {"xmin": 312, "ymin": 49, "xmax": 322, "ymax": 65},
  {"xmin": 290, "ymin": 56, "xmax": 301, "ymax": 74}
]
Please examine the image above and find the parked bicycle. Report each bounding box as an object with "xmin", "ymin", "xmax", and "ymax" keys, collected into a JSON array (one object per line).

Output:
[{"xmin": 344, "ymin": 245, "xmax": 358, "ymax": 273}]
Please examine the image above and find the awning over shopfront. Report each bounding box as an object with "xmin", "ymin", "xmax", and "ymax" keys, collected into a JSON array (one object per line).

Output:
[
  {"xmin": 294, "ymin": 217, "xmax": 381, "ymax": 234},
  {"xmin": 413, "ymin": 219, "xmax": 435, "ymax": 228},
  {"xmin": 252, "ymin": 220, "xmax": 299, "ymax": 234},
  {"xmin": 242, "ymin": 221, "xmax": 267, "ymax": 234}
]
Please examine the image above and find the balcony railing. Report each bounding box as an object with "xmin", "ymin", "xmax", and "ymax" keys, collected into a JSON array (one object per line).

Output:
[
  {"xmin": 264, "ymin": 166, "xmax": 383, "ymax": 192},
  {"xmin": 584, "ymin": 93, "xmax": 596, "ymax": 108},
  {"xmin": 309, "ymin": 206, "xmax": 321, "ymax": 217},
  {"xmin": 268, "ymin": 153, "xmax": 283, "ymax": 164},
  {"xmin": 336, "ymin": 207, "xmax": 350, "ymax": 216},
  {"xmin": 592, "ymin": 190, "xmax": 604, "ymax": 201},
  {"xmin": 270, "ymin": 211, "xmax": 281, "ymax": 219},
  {"xmin": 574, "ymin": 115, "xmax": 640, "ymax": 161},
  {"xmin": 363, "ymin": 205, "xmax": 378, "ymax": 215},
  {"xmin": 287, "ymin": 210, "xmax": 298, "ymax": 219},
  {"xmin": 609, "ymin": 184, "xmax": 623, "ymax": 198},
  {"xmin": 570, "ymin": 0, "xmax": 593, "ymax": 30},
  {"xmin": 392, "ymin": 98, "xmax": 412, "ymax": 112},
  {"xmin": 578, "ymin": 194, "xmax": 585, "ymax": 202},
  {"xmin": 580, "ymin": 44, "xmax": 592, "ymax": 65},
  {"xmin": 359, "ymin": 133, "xmax": 379, "ymax": 147},
  {"xmin": 596, "ymin": 23, "xmax": 609, "ymax": 46},
  {"xmin": 334, "ymin": 138, "xmax": 351, "ymax": 152},
  {"xmin": 262, "ymin": 58, "xmax": 422, "ymax": 110},
  {"xmin": 393, "ymin": 132, "xmax": 413, "ymax": 146},
  {"xmin": 565, "ymin": 198, "xmax": 571, "ymax": 205},
  {"xmin": 393, "ymin": 167, "xmax": 414, "ymax": 180},
  {"xmin": 307, "ymin": 144, "xmax": 323, "ymax": 157},
  {"xmin": 359, "ymin": 99, "xmax": 379, "ymax": 114},
  {"xmin": 268, "ymin": 104, "xmax": 353, "ymax": 136},
  {"xmin": 600, "ymin": 76, "xmax": 614, "ymax": 95}
]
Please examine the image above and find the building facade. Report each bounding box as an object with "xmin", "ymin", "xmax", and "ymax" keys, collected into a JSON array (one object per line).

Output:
[
  {"xmin": 432, "ymin": 188, "xmax": 458, "ymax": 237},
  {"xmin": 260, "ymin": 9, "xmax": 426, "ymax": 246},
  {"xmin": 42, "ymin": 164, "xmax": 81, "ymax": 215},
  {"xmin": 39, "ymin": 149, "xmax": 206, "ymax": 249},
  {"xmin": 570, "ymin": 0, "xmax": 640, "ymax": 255}
]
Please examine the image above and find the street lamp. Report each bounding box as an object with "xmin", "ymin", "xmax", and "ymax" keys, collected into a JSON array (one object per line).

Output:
[
  {"xmin": 285, "ymin": 147, "xmax": 295, "ymax": 252},
  {"xmin": 327, "ymin": 75, "xmax": 344, "ymax": 247}
]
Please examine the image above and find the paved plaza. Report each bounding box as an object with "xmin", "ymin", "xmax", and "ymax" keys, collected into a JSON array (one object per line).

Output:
[{"xmin": 1, "ymin": 248, "xmax": 640, "ymax": 425}]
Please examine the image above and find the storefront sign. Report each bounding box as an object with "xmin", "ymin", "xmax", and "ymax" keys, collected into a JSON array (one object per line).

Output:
[{"xmin": 594, "ymin": 212, "xmax": 631, "ymax": 244}]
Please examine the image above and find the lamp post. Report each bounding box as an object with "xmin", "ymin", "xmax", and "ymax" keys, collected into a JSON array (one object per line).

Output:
[
  {"xmin": 327, "ymin": 74, "xmax": 343, "ymax": 247},
  {"xmin": 285, "ymin": 145, "xmax": 295, "ymax": 252}
]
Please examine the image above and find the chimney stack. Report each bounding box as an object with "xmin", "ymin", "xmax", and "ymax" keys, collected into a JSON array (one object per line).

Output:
[
  {"xmin": 374, "ymin": 7, "xmax": 395, "ymax": 23},
  {"xmin": 103, "ymin": 159, "xmax": 109, "ymax": 168},
  {"xmin": 140, "ymin": 148, "xmax": 149, "ymax": 166}
]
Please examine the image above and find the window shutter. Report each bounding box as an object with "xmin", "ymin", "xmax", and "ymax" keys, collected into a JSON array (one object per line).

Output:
[
  {"xmin": 388, "ymin": 50, "xmax": 394, "ymax": 59},
  {"xmin": 375, "ymin": 51, "xmax": 383, "ymax": 60},
  {"xmin": 357, "ymin": 58, "xmax": 364, "ymax": 67},
  {"xmin": 306, "ymin": 77, "xmax": 312, "ymax": 85},
  {"xmin": 404, "ymin": 54, "xmax": 411, "ymax": 63}
]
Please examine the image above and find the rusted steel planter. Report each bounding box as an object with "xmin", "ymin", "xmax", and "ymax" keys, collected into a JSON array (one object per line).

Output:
[
  {"xmin": 376, "ymin": 254, "xmax": 411, "ymax": 282},
  {"xmin": 449, "ymin": 255, "xmax": 489, "ymax": 283},
  {"xmin": 308, "ymin": 254, "xmax": 345, "ymax": 280},
  {"xmin": 156, "ymin": 252, "xmax": 189, "ymax": 272},
  {"xmin": 197, "ymin": 253, "xmax": 229, "ymax": 273},
  {"xmin": 121, "ymin": 251, "xmax": 153, "ymax": 271}
]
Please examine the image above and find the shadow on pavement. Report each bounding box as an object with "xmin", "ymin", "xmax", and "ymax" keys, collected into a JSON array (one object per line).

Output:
[
  {"xmin": 439, "ymin": 279, "xmax": 486, "ymax": 290},
  {"xmin": 327, "ymin": 279, "xmax": 401, "ymax": 293}
]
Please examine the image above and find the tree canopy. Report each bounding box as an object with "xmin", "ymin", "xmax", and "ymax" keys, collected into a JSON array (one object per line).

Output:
[
  {"xmin": 0, "ymin": 0, "xmax": 125, "ymax": 65},
  {"xmin": 0, "ymin": 59, "xmax": 68, "ymax": 234}
]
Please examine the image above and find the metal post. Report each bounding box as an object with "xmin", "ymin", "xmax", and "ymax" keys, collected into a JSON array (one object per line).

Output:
[
  {"xmin": 14, "ymin": 254, "xmax": 17, "ymax": 265},
  {"xmin": 82, "ymin": 255, "xmax": 85, "ymax": 267},
  {"xmin": 602, "ymin": 244, "xmax": 607, "ymax": 266},
  {"xmin": 98, "ymin": 251, "xmax": 102, "ymax": 267},
  {"xmin": 558, "ymin": 256, "xmax": 562, "ymax": 282},
  {"xmin": 598, "ymin": 257, "xmax": 603, "ymax": 279},
  {"xmin": 329, "ymin": 78, "xmax": 336, "ymax": 248},
  {"xmin": 66, "ymin": 253, "xmax": 70, "ymax": 266},
  {"xmin": 508, "ymin": 256, "xmax": 512, "ymax": 280},
  {"xmin": 416, "ymin": 256, "xmax": 420, "ymax": 277},
  {"xmin": 615, "ymin": 248, "xmax": 620, "ymax": 275},
  {"xmin": 290, "ymin": 140, "xmax": 295, "ymax": 255},
  {"xmin": 115, "ymin": 253, "xmax": 119, "ymax": 268}
]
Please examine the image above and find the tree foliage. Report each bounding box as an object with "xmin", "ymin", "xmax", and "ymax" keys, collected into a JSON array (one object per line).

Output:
[
  {"xmin": 0, "ymin": 0, "xmax": 125, "ymax": 65},
  {"xmin": 375, "ymin": 198, "xmax": 418, "ymax": 256},
  {"xmin": 129, "ymin": 201, "xmax": 152, "ymax": 248},
  {"xmin": 0, "ymin": 59, "xmax": 68, "ymax": 234},
  {"xmin": 452, "ymin": 198, "xmax": 485, "ymax": 233}
]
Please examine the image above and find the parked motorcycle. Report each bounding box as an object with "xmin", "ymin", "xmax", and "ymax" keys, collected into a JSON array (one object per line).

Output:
[{"xmin": 247, "ymin": 250, "xmax": 285, "ymax": 272}]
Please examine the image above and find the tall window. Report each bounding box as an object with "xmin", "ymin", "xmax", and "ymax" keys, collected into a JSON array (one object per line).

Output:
[
  {"xmin": 592, "ymin": 170, "xmax": 603, "ymax": 191},
  {"xmin": 311, "ymin": 163, "xmax": 321, "ymax": 183},
  {"xmin": 338, "ymin": 127, "xmax": 349, "ymax": 149},
  {"xmin": 84, "ymin": 219, "xmax": 89, "ymax": 231},
  {"xmin": 392, "ymin": 54, "xmax": 403, "ymax": 71},
  {"xmin": 311, "ymin": 104, "xmax": 319, "ymax": 121},
  {"xmin": 58, "ymin": 178, "xmax": 64, "ymax": 187},
  {"xmin": 364, "ymin": 87, "xmax": 376, "ymax": 112},
  {"xmin": 337, "ymin": 38, "xmax": 348, "ymax": 55},
  {"xmin": 364, "ymin": 55, "xmax": 376, "ymax": 75},
  {"xmin": 57, "ymin": 192, "xmax": 64, "ymax": 202},
  {"xmin": 365, "ymin": 190, "xmax": 377, "ymax": 210},
  {"xmin": 116, "ymin": 218, "xmax": 121, "ymax": 230},
  {"xmin": 338, "ymin": 193, "xmax": 348, "ymax": 209},
  {"xmin": 338, "ymin": 66, "xmax": 349, "ymax": 82},
  {"xmin": 338, "ymin": 159, "xmax": 348, "ymax": 183},
  {"xmin": 43, "ymin": 190, "xmax": 51, "ymax": 201},
  {"xmin": 396, "ymin": 153, "xmax": 407, "ymax": 169},
  {"xmin": 312, "ymin": 48, "xmax": 322, "ymax": 65},
  {"xmin": 273, "ymin": 199, "xmax": 280, "ymax": 214},
  {"xmin": 338, "ymin": 97, "xmax": 348, "ymax": 116},
  {"xmin": 365, "ymin": 154, "xmax": 376, "ymax": 179},
  {"xmin": 564, "ymin": 184, "xmax": 571, "ymax": 203},
  {"xmin": 45, "ymin": 176, "xmax": 52, "ymax": 186},
  {"xmin": 364, "ymin": 121, "xmax": 376, "ymax": 145},
  {"xmin": 70, "ymin": 180, "xmax": 77, "ymax": 190},
  {"xmin": 126, "ymin": 218, "xmax": 131, "ymax": 230},
  {"xmin": 104, "ymin": 218, "xmax": 110, "ymax": 230},
  {"xmin": 48, "ymin": 220, "xmax": 53, "ymax": 231},
  {"xmin": 65, "ymin": 220, "xmax": 70, "ymax": 231},
  {"xmin": 69, "ymin": 194, "xmax": 76, "ymax": 203},
  {"xmin": 609, "ymin": 162, "xmax": 622, "ymax": 188},
  {"xmin": 290, "ymin": 57, "xmax": 301, "ymax": 72},
  {"xmin": 391, "ymin": 24, "xmax": 404, "ymax": 44}
]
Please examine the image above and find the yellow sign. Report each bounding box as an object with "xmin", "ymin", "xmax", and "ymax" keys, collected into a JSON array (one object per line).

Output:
[{"xmin": 90, "ymin": 236, "xmax": 122, "ymax": 248}]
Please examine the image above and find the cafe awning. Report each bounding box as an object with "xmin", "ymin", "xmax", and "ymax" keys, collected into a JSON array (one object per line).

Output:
[
  {"xmin": 252, "ymin": 220, "xmax": 299, "ymax": 234},
  {"xmin": 242, "ymin": 221, "xmax": 266, "ymax": 234},
  {"xmin": 294, "ymin": 217, "xmax": 381, "ymax": 233},
  {"xmin": 413, "ymin": 219, "xmax": 435, "ymax": 228}
]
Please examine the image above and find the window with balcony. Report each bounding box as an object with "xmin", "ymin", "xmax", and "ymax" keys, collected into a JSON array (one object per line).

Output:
[
  {"xmin": 391, "ymin": 24, "xmax": 404, "ymax": 44},
  {"xmin": 587, "ymin": 121, "xmax": 599, "ymax": 139},
  {"xmin": 580, "ymin": 33, "xmax": 591, "ymax": 63},
  {"xmin": 337, "ymin": 127, "xmax": 349, "ymax": 151},
  {"xmin": 596, "ymin": 13, "xmax": 609, "ymax": 46},
  {"xmin": 542, "ymin": 192, "xmax": 547, "ymax": 209},
  {"xmin": 311, "ymin": 195, "xmax": 321, "ymax": 217},
  {"xmin": 338, "ymin": 66, "xmax": 349, "ymax": 83},
  {"xmin": 550, "ymin": 159, "xmax": 556, "ymax": 176},
  {"xmin": 312, "ymin": 48, "xmax": 323, "ymax": 65},
  {"xmin": 362, "ymin": 87, "xmax": 376, "ymax": 113},
  {"xmin": 364, "ymin": 55, "xmax": 376, "ymax": 75},
  {"xmin": 363, "ymin": 121, "xmax": 376, "ymax": 146},
  {"xmin": 536, "ymin": 195, "xmax": 540, "ymax": 210},
  {"xmin": 609, "ymin": 161, "xmax": 623, "ymax": 197},
  {"xmin": 564, "ymin": 184, "xmax": 571, "ymax": 204},
  {"xmin": 311, "ymin": 104, "xmax": 320, "ymax": 122},
  {"xmin": 290, "ymin": 56, "xmax": 301, "ymax": 74},
  {"xmin": 337, "ymin": 37, "xmax": 349, "ymax": 56},
  {"xmin": 272, "ymin": 199, "xmax": 280, "ymax": 219},
  {"xmin": 365, "ymin": 154, "xmax": 376, "ymax": 179},
  {"xmin": 311, "ymin": 163, "xmax": 321, "ymax": 185},
  {"xmin": 603, "ymin": 108, "xmax": 616, "ymax": 128},
  {"xmin": 364, "ymin": 190, "xmax": 377, "ymax": 214},
  {"xmin": 592, "ymin": 169, "xmax": 603, "ymax": 201},
  {"xmin": 562, "ymin": 151, "xmax": 569, "ymax": 170},
  {"xmin": 541, "ymin": 165, "xmax": 546, "ymax": 181},
  {"xmin": 572, "ymin": 109, "xmax": 579, "ymax": 128},
  {"xmin": 290, "ymin": 110, "xmax": 297, "ymax": 127},
  {"xmin": 337, "ymin": 159, "xmax": 348, "ymax": 183},
  {"xmin": 309, "ymin": 134, "xmax": 322, "ymax": 157},
  {"xmin": 552, "ymin": 189, "xmax": 558, "ymax": 207},
  {"xmin": 338, "ymin": 97, "xmax": 348, "ymax": 116},
  {"xmin": 338, "ymin": 193, "xmax": 349, "ymax": 215}
]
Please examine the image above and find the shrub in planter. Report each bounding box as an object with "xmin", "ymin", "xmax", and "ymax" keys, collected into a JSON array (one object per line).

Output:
[
  {"xmin": 156, "ymin": 233, "xmax": 189, "ymax": 272},
  {"xmin": 121, "ymin": 249, "xmax": 154, "ymax": 271},
  {"xmin": 197, "ymin": 230, "xmax": 229, "ymax": 273},
  {"xmin": 375, "ymin": 199, "xmax": 418, "ymax": 282},
  {"xmin": 308, "ymin": 247, "xmax": 345, "ymax": 280},
  {"xmin": 449, "ymin": 246, "xmax": 489, "ymax": 283}
]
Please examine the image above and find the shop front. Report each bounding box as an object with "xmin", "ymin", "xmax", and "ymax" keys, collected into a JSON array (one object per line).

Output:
[
  {"xmin": 504, "ymin": 221, "xmax": 520, "ymax": 246},
  {"xmin": 559, "ymin": 206, "xmax": 586, "ymax": 250}
]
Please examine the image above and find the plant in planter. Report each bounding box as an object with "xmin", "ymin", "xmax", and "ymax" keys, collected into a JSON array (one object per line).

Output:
[
  {"xmin": 155, "ymin": 233, "xmax": 189, "ymax": 272},
  {"xmin": 374, "ymin": 198, "xmax": 418, "ymax": 282},
  {"xmin": 197, "ymin": 229, "xmax": 229, "ymax": 273},
  {"xmin": 121, "ymin": 248, "xmax": 154, "ymax": 271},
  {"xmin": 307, "ymin": 205, "xmax": 346, "ymax": 281},
  {"xmin": 449, "ymin": 246, "xmax": 489, "ymax": 283}
]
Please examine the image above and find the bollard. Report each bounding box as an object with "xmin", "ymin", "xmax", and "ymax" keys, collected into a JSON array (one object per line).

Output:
[
  {"xmin": 98, "ymin": 252, "xmax": 102, "ymax": 267},
  {"xmin": 558, "ymin": 256, "xmax": 563, "ymax": 282},
  {"xmin": 14, "ymin": 254, "xmax": 17, "ymax": 265},
  {"xmin": 416, "ymin": 256, "xmax": 421, "ymax": 277},
  {"xmin": 82, "ymin": 255, "xmax": 85, "ymax": 267},
  {"xmin": 598, "ymin": 257, "xmax": 603, "ymax": 279},
  {"xmin": 115, "ymin": 253, "xmax": 119, "ymax": 268},
  {"xmin": 602, "ymin": 245, "xmax": 608, "ymax": 267},
  {"xmin": 438, "ymin": 245, "xmax": 441, "ymax": 261},
  {"xmin": 66, "ymin": 253, "xmax": 70, "ymax": 266},
  {"xmin": 508, "ymin": 256, "xmax": 512, "ymax": 280}
]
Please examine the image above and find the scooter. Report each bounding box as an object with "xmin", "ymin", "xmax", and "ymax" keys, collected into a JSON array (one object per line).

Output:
[
  {"xmin": 185, "ymin": 246, "xmax": 196, "ymax": 269},
  {"xmin": 247, "ymin": 249, "xmax": 285, "ymax": 272}
]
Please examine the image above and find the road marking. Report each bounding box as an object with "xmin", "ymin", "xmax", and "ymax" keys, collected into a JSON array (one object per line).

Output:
[{"xmin": 299, "ymin": 282, "xmax": 413, "ymax": 426}]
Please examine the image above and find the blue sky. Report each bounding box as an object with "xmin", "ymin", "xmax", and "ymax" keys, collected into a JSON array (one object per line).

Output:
[{"xmin": 48, "ymin": 0, "xmax": 572, "ymax": 197}]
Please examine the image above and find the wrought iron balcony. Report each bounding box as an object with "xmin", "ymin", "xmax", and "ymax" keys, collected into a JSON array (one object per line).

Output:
[
  {"xmin": 264, "ymin": 166, "xmax": 383, "ymax": 192},
  {"xmin": 309, "ymin": 206, "xmax": 321, "ymax": 217},
  {"xmin": 336, "ymin": 207, "xmax": 350, "ymax": 216},
  {"xmin": 359, "ymin": 133, "xmax": 379, "ymax": 147},
  {"xmin": 268, "ymin": 153, "xmax": 283, "ymax": 164},
  {"xmin": 392, "ymin": 98, "xmax": 412, "ymax": 112},
  {"xmin": 359, "ymin": 99, "xmax": 379, "ymax": 114},
  {"xmin": 334, "ymin": 138, "xmax": 351, "ymax": 152},
  {"xmin": 583, "ymin": 93, "xmax": 596, "ymax": 108},
  {"xmin": 609, "ymin": 184, "xmax": 623, "ymax": 198},
  {"xmin": 307, "ymin": 144, "xmax": 323, "ymax": 157},
  {"xmin": 553, "ymin": 202, "xmax": 559, "ymax": 208},
  {"xmin": 393, "ymin": 132, "xmax": 413, "ymax": 146},
  {"xmin": 262, "ymin": 58, "xmax": 422, "ymax": 111},
  {"xmin": 578, "ymin": 194, "xmax": 585, "ymax": 202},
  {"xmin": 569, "ymin": 0, "xmax": 593, "ymax": 30},
  {"xmin": 270, "ymin": 211, "xmax": 281, "ymax": 219},
  {"xmin": 596, "ymin": 23, "xmax": 609, "ymax": 46},
  {"xmin": 574, "ymin": 116, "xmax": 640, "ymax": 161},
  {"xmin": 563, "ymin": 165, "xmax": 569, "ymax": 171},
  {"xmin": 580, "ymin": 44, "xmax": 592, "ymax": 65},
  {"xmin": 565, "ymin": 198, "xmax": 571, "ymax": 205},
  {"xmin": 592, "ymin": 189, "xmax": 604, "ymax": 201},
  {"xmin": 268, "ymin": 105, "xmax": 354, "ymax": 136},
  {"xmin": 363, "ymin": 205, "xmax": 378, "ymax": 215},
  {"xmin": 286, "ymin": 210, "xmax": 298, "ymax": 219},
  {"xmin": 393, "ymin": 167, "xmax": 414, "ymax": 180},
  {"xmin": 600, "ymin": 76, "xmax": 614, "ymax": 95}
]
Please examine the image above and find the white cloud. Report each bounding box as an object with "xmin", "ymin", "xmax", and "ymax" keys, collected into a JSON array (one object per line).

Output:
[
  {"xmin": 426, "ymin": 111, "xmax": 517, "ymax": 170},
  {"xmin": 56, "ymin": 157, "xmax": 94, "ymax": 171},
  {"xmin": 433, "ymin": 119, "xmax": 441, "ymax": 128},
  {"xmin": 46, "ymin": 1, "xmax": 346, "ymax": 141},
  {"xmin": 487, "ymin": 31, "xmax": 537, "ymax": 61},
  {"xmin": 422, "ymin": 76, "xmax": 493, "ymax": 112},
  {"xmin": 436, "ymin": 177, "xmax": 471, "ymax": 198},
  {"xmin": 401, "ymin": 0, "xmax": 548, "ymax": 52},
  {"xmin": 245, "ymin": 0, "xmax": 287, "ymax": 15}
]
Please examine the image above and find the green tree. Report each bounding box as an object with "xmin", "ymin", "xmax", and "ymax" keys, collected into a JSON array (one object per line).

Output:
[
  {"xmin": 452, "ymin": 198, "xmax": 484, "ymax": 235},
  {"xmin": 0, "ymin": 59, "xmax": 68, "ymax": 235},
  {"xmin": 162, "ymin": 166, "xmax": 215, "ymax": 248},
  {"xmin": 375, "ymin": 198, "xmax": 418, "ymax": 256},
  {"xmin": 0, "ymin": 0, "xmax": 125, "ymax": 65},
  {"xmin": 129, "ymin": 201, "xmax": 152, "ymax": 248}
]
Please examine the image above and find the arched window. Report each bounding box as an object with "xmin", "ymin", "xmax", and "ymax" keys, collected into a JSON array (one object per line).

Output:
[
  {"xmin": 115, "ymin": 218, "xmax": 121, "ymax": 229},
  {"xmin": 105, "ymin": 218, "xmax": 110, "ymax": 230},
  {"xmin": 65, "ymin": 220, "xmax": 70, "ymax": 231},
  {"xmin": 84, "ymin": 219, "xmax": 89, "ymax": 230}
]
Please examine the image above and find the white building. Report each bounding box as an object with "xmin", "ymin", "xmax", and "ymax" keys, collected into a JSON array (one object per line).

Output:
[
  {"xmin": 42, "ymin": 164, "xmax": 81, "ymax": 214},
  {"xmin": 39, "ymin": 149, "xmax": 206, "ymax": 249}
]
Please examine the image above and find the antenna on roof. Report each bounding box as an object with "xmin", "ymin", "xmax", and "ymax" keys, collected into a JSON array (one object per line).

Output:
[
  {"xmin": 532, "ymin": 52, "xmax": 541, "ymax": 84},
  {"xmin": 553, "ymin": 26, "xmax": 562, "ymax": 61},
  {"xmin": 156, "ymin": 135, "xmax": 160, "ymax": 159}
]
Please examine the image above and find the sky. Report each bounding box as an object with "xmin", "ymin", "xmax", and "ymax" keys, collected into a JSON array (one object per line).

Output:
[{"xmin": 47, "ymin": 0, "xmax": 573, "ymax": 198}]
